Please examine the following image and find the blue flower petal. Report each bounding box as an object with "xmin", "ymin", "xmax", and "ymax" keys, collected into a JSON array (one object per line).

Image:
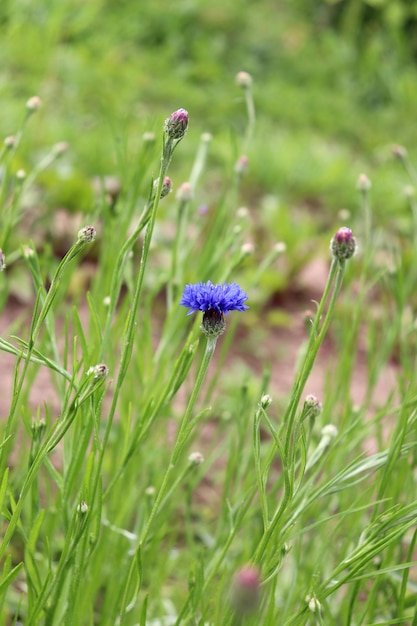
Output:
[{"xmin": 180, "ymin": 281, "xmax": 249, "ymax": 315}]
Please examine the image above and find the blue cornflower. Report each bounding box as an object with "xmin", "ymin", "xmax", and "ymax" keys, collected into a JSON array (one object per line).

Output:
[{"xmin": 180, "ymin": 281, "xmax": 249, "ymax": 337}]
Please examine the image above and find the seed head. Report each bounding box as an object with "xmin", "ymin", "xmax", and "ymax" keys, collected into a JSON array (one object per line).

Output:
[
  {"xmin": 330, "ymin": 227, "xmax": 356, "ymax": 262},
  {"xmin": 164, "ymin": 108, "xmax": 189, "ymax": 140}
]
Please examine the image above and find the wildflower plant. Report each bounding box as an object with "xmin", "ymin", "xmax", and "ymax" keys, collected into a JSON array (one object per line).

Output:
[{"xmin": 0, "ymin": 78, "xmax": 416, "ymax": 626}]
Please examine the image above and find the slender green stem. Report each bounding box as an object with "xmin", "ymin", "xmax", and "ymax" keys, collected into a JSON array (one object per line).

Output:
[{"xmin": 140, "ymin": 334, "xmax": 217, "ymax": 545}]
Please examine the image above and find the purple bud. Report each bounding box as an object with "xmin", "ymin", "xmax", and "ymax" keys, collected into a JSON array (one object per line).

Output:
[
  {"xmin": 330, "ymin": 227, "xmax": 356, "ymax": 262},
  {"xmin": 164, "ymin": 108, "xmax": 189, "ymax": 140}
]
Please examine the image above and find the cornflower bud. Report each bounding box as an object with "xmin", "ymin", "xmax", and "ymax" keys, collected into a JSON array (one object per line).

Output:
[
  {"xmin": 241, "ymin": 242, "xmax": 255, "ymax": 256},
  {"xmin": 188, "ymin": 451, "xmax": 204, "ymax": 466},
  {"xmin": 26, "ymin": 96, "xmax": 42, "ymax": 113},
  {"xmin": 176, "ymin": 181, "xmax": 193, "ymax": 202},
  {"xmin": 330, "ymin": 227, "xmax": 356, "ymax": 262},
  {"xmin": 4, "ymin": 136, "xmax": 16, "ymax": 150},
  {"xmin": 260, "ymin": 394, "xmax": 272, "ymax": 408},
  {"xmin": 230, "ymin": 565, "xmax": 261, "ymax": 614},
  {"xmin": 234, "ymin": 155, "xmax": 249, "ymax": 175},
  {"xmin": 154, "ymin": 176, "xmax": 172, "ymax": 199},
  {"xmin": 77, "ymin": 225, "xmax": 96, "ymax": 244},
  {"xmin": 304, "ymin": 394, "xmax": 322, "ymax": 419},
  {"xmin": 356, "ymin": 173, "xmax": 371, "ymax": 191},
  {"xmin": 164, "ymin": 108, "xmax": 189, "ymax": 140},
  {"xmin": 235, "ymin": 71, "xmax": 253, "ymax": 88}
]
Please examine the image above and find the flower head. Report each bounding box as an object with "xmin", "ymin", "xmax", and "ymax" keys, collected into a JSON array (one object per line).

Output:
[
  {"xmin": 180, "ymin": 281, "xmax": 249, "ymax": 315},
  {"xmin": 180, "ymin": 281, "xmax": 249, "ymax": 337},
  {"xmin": 230, "ymin": 565, "xmax": 261, "ymax": 615}
]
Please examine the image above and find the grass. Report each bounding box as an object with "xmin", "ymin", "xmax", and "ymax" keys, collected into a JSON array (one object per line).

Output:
[{"xmin": 1, "ymin": 1, "xmax": 417, "ymax": 624}]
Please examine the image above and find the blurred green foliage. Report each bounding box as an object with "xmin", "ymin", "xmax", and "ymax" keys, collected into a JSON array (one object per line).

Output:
[{"xmin": 1, "ymin": 0, "xmax": 417, "ymax": 294}]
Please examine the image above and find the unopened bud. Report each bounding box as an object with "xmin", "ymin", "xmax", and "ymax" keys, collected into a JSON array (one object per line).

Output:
[
  {"xmin": 260, "ymin": 394, "xmax": 272, "ymax": 409},
  {"xmin": 26, "ymin": 96, "xmax": 42, "ymax": 113},
  {"xmin": 77, "ymin": 501, "xmax": 89, "ymax": 514},
  {"xmin": 164, "ymin": 108, "xmax": 189, "ymax": 140},
  {"xmin": 0, "ymin": 250, "xmax": 6, "ymax": 271},
  {"xmin": 16, "ymin": 169, "xmax": 26, "ymax": 181},
  {"xmin": 4, "ymin": 136, "xmax": 16, "ymax": 149},
  {"xmin": 230, "ymin": 565, "xmax": 261, "ymax": 615},
  {"xmin": 392, "ymin": 144, "xmax": 407, "ymax": 160},
  {"xmin": 87, "ymin": 363, "xmax": 109, "ymax": 380},
  {"xmin": 321, "ymin": 424, "xmax": 338, "ymax": 440},
  {"xmin": 304, "ymin": 394, "xmax": 322, "ymax": 418},
  {"xmin": 77, "ymin": 225, "xmax": 96, "ymax": 244},
  {"xmin": 188, "ymin": 451, "xmax": 204, "ymax": 466},
  {"xmin": 273, "ymin": 241, "xmax": 286, "ymax": 255},
  {"xmin": 356, "ymin": 173, "xmax": 371, "ymax": 191},
  {"xmin": 234, "ymin": 155, "xmax": 249, "ymax": 175},
  {"xmin": 154, "ymin": 176, "xmax": 172, "ymax": 199},
  {"xmin": 176, "ymin": 182, "xmax": 193, "ymax": 202},
  {"xmin": 241, "ymin": 242, "xmax": 255, "ymax": 256},
  {"xmin": 306, "ymin": 595, "xmax": 321, "ymax": 614},
  {"xmin": 235, "ymin": 71, "xmax": 253, "ymax": 88},
  {"xmin": 330, "ymin": 227, "xmax": 356, "ymax": 262}
]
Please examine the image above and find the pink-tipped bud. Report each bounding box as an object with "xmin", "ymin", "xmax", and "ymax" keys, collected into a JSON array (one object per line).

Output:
[
  {"xmin": 235, "ymin": 155, "xmax": 249, "ymax": 175},
  {"xmin": 176, "ymin": 182, "xmax": 193, "ymax": 202},
  {"xmin": 154, "ymin": 176, "xmax": 172, "ymax": 199},
  {"xmin": 164, "ymin": 108, "xmax": 189, "ymax": 140},
  {"xmin": 4, "ymin": 136, "xmax": 16, "ymax": 149},
  {"xmin": 330, "ymin": 227, "xmax": 356, "ymax": 262},
  {"xmin": 235, "ymin": 71, "xmax": 253, "ymax": 88},
  {"xmin": 356, "ymin": 173, "xmax": 371, "ymax": 191},
  {"xmin": 26, "ymin": 96, "xmax": 42, "ymax": 113},
  {"xmin": 304, "ymin": 394, "xmax": 322, "ymax": 419},
  {"xmin": 188, "ymin": 451, "xmax": 204, "ymax": 466},
  {"xmin": 230, "ymin": 565, "xmax": 261, "ymax": 615},
  {"xmin": 77, "ymin": 225, "xmax": 96, "ymax": 244}
]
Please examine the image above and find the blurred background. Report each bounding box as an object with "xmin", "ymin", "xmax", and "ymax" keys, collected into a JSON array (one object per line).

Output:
[{"xmin": 1, "ymin": 0, "xmax": 417, "ymax": 307}]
